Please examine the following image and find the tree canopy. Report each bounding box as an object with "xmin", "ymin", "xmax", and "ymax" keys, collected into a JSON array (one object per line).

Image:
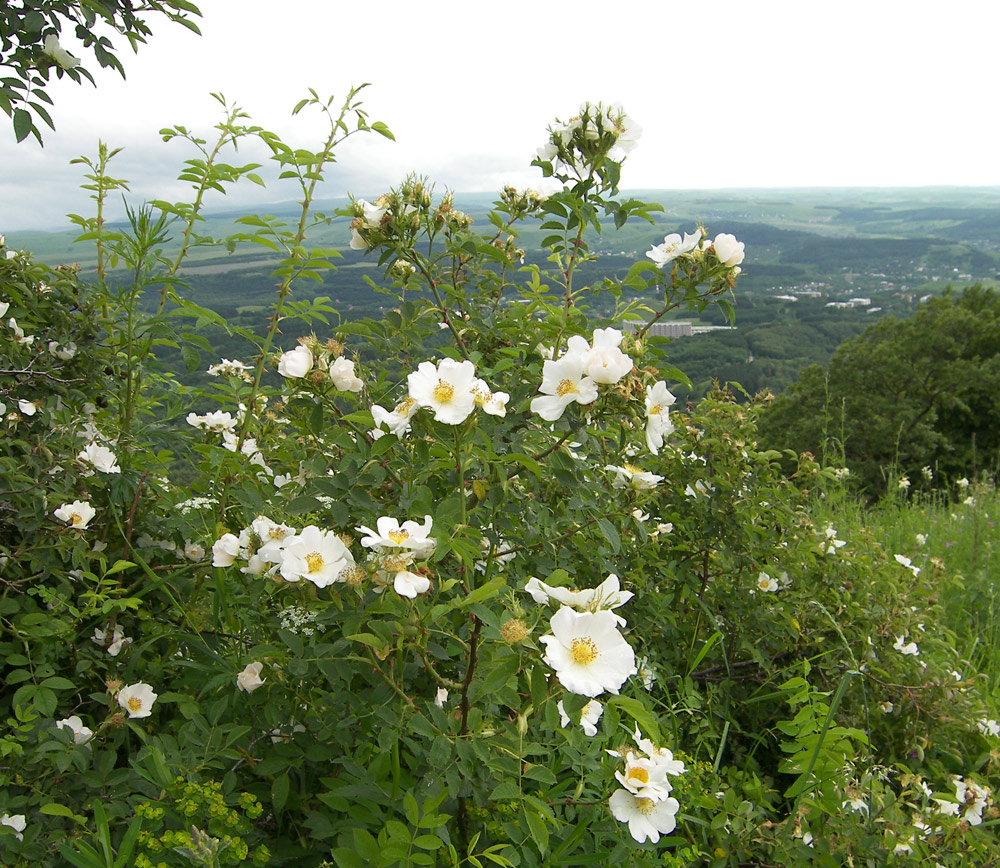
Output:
[{"xmin": 758, "ymin": 284, "xmax": 1000, "ymax": 493}]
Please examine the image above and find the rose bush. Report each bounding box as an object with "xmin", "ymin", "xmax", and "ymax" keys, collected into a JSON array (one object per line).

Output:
[{"xmin": 0, "ymin": 95, "xmax": 998, "ymax": 868}]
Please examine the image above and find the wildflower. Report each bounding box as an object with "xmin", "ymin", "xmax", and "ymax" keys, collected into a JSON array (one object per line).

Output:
[
  {"xmin": 976, "ymin": 719, "xmax": 1000, "ymax": 737},
  {"xmin": 277, "ymin": 345, "xmax": 314, "ymax": 379},
  {"xmin": 279, "ymin": 525, "xmax": 354, "ymax": 588},
  {"xmin": 646, "ymin": 229, "xmax": 702, "ymax": 267},
  {"xmin": 434, "ymin": 687, "xmax": 448, "ymax": 708},
  {"xmin": 524, "ymin": 573, "xmax": 633, "ymax": 618},
  {"xmin": 92, "ymin": 624, "xmax": 131, "ymax": 657},
  {"xmin": 608, "ymin": 789, "xmax": 680, "ymax": 844},
  {"xmin": 0, "ymin": 813, "xmax": 26, "ymax": 841},
  {"xmin": 186, "ymin": 410, "xmax": 237, "ymax": 433},
  {"xmin": 558, "ymin": 698, "xmax": 604, "ymax": 736},
  {"xmin": 207, "ymin": 358, "xmax": 253, "ymax": 381},
  {"xmin": 894, "ymin": 554, "xmax": 921, "ymax": 577},
  {"xmin": 236, "ymin": 662, "xmax": 265, "ymax": 693},
  {"xmin": 893, "ymin": 635, "xmax": 919, "ymax": 657},
  {"xmin": 606, "ymin": 464, "xmax": 663, "ymax": 490},
  {"xmin": 17, "ymin": 398, "xmax": 37, "ymax": 416},
  {"xmin": 56, "ymin": 715, "xmax": 94, "ymax": 745},
  {"xmin": 922, "ymin": 466, "xmax": 933, "ymax": 482},
  {"xmin": 915, "ymin": 533, "xmax": 927, "ymax": 547},
  {"xmin": 756, "ymin": 572, "xmax": 778, "ymax": 593},
  {"xmin": 471, "ymin": 379, "xmax": 510, "ymax": 417},
  {"xmin": 212, "ymin": 533, "xmax": 241, "ymax": 567},
  {"xmin": 54, "ymin": 500, "xmax": 95, "ymax": 529},
  {"xmin": 329, "ymin": 356, "xmax": 364, "ymax": 392},
  {"xmin": 407, "ymin": 358, "xmax": 478, "ymax": 425},
  {"xmin": 957, "ymin": 477, "xmax": 970, "ymax": 489},
  {"xmin": 357, "ymin": 515, "xmax": 436, "ymax": 558},
  {"xmin": 78, "ymin": 442, "xmax": 121, "ymax": 474},
  {"xmin": 712, "ymin": 233, "xmax": 745, "ymax": 267},
  {"xmin": 820, "ymin": 525, "xmax": 847, "ymax": 555},
  {"xmin": 567, "ymin": 328, "xmax": 633, "ymax": 385},
  {"xmin": 42, "ymin": 34, "xmax": 80, "ymax": 69},
  {"xmin": 530, "ymin": 351, "xmax": 598, "ymax": 422},
  {"xmin": 898, "ymin": 476, "xmax": 911, "ymax": 491},
  {"xmin": 644, "ymin": 381, "xmax": 675, "ymax": 454},
  {"xmin": 117, "ymin": 682, "xmax": 157, "ymax": 718},
  {"xmin": 393, "ymin": 569, "xmax": 431, "ymax": 598},
  {"xmin": 540, "ymin": 606, "xmax": 637, "ymax": 697},
  {"xmin": 371, "ymin": 397, "xmax": 419, "ymax": 439},
  {"xmin": 48, "ymin": 340, "xmax": 77, "ymax": 360},
  {"xmin": 879, "ymin": 701, "xmax": 894, "ymax": 713}
]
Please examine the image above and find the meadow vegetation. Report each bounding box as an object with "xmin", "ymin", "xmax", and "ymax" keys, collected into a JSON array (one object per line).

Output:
[{"xmin": 1, "ymin": 46, "xmax": 999, "ymax": 868}]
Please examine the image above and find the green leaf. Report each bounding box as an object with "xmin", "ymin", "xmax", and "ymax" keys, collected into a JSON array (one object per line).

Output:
[
  {"xmin": 371, "ymin": 121, "xmax": 395, "ymax": 140},
  {"xmin": 13, "ymin": 108, "xmax": 32, "ymax": 143},
  {"xmin": 524, "ymin": 807, "xmax": 549, "ymax": 855},
  {"xmin": 271, "ymin": 772, "xmax": 290, "ymax": 812}
]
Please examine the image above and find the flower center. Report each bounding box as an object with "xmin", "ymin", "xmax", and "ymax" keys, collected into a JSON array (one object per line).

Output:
[
  {"xmin": 395, "ymin": 397, "xmax": 416, "ymax": 414},
  {"xmin": 70, "ymin": 512, "xmax": 83, "ymax": 525},
  {"xmin": 268, "ymin": 527, "xmax": 287, "ymax": 540},
  {"xmin": 628, "ymin": 767, "xmax": 650, "ymax": 784},
  {"xmin": 635, "ymin": 797, "xmax": 655, "ymax": 815},
  {"xmin": 388, "ymin": 529, "xmax": 410, "ymax": 545},
  {"xmin": 624, "ymin": 464, "xmax": 642, "ymax": 475},
  {"xmin": 305, "ymin": 552, "xmax": 325, "ymax": 573},
  {"xmin": 433, "ymin": 379, "xmax": 455, "ymax": 403},
  {"xmin": 556, "ymin": 378, "xmax": 578, "ymax": 397},
  {"xmin": 127, "ymin": 697, "xmax": 143, "ymax": 713},
  {"xmin": 649, "ymin": 403, "xmax": 662, "ymax": 416},
  {"xmin": 569, "ymin": 637, "xmax": 599, "ymax": 665}
]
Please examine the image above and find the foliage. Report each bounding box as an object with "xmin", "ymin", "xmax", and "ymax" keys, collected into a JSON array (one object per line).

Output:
[
  {"xmin": 758, "ymin": 285, "xmax": 1000, "ymax": 495},
  {"xmin": 0, "ymin": 0, "xmax": 201, "ymax": 143},
  {"xmin": 1, "ymin": 93, "xmax": 1000, "ymax": 868}
]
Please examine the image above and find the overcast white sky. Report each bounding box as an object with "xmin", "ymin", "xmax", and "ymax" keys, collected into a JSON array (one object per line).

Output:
[{"xmin": 3, "ymin": 0, "xmax": 1000, "ymax": 231}]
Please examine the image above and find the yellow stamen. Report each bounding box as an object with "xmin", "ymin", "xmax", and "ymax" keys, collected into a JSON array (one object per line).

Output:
[
  {"xmin": 305, "ymin": 552, "xmax": 324, "ymax": 573},
  {"xmin": 635, "ymin": 797, "xmax": 655, "ymax": 815},
  {"xmin": 570, "ymin": 637, "xmax": 599, "ymax": 665},
  {"xmin": 268, "ymin": 527, "xmax": 287, "ymax": 540},
  {"xmin": 127, "ymin": 697, "xmax": 143, "ymax": 713},
  {"xmin": 624, "ymin": 464, "xmax": 643, "ymax": 475},
  {"xmin": 649, "ymin": 403, "xmax": 662, "ymax": 415},
  {"xmin": 388, "ymin": 529, "xmax": 409, "ymax": 544},
  {"xmin": 556, "ymin": 378, "xmax": 577, "ymax": 397},
  {"xmin": 432, "ymin": 379, "xmax": 455, "ymax": 403},
  {"xmin": 70, "ymin": 513, "xmax": 83, "ymax": 525},
  {"xmin": 629, "ymin": 767, "xmax": 650, "ymax": 784},
  {"xmin": 395, "ymin": 397, "xmax": 416, "ymax": 414}
]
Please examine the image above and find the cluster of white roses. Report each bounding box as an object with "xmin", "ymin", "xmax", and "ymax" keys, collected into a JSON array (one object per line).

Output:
[
  {"xmin": 213, "ymin": 516, "xmax": 353, "ymax": 588},
  {"xmin": 530, "ymin": 327, "xmax": 632, "ymax": 422},
  {"xmin": 357, "ymin": 515, "xmax": 436, "ymax": 598},
  {"xmin": 212, "ymin": 513, "xmax": 439, "ymax": 601},
  {"xmin": 524, "ymin": 575, "xmax": 686, "ymax": 841},
  {"xmin": 372, "ymin": 358, "xmax": 508, "ymax": 438},
  {"xmin": 645, "ymin": 226, "xmax": 746, "ymax": 271},
  {"xmin": 277, "ymin": 340, "xmax": 363, "ymax": 393},
  {"xmin": 535, "ymin": 102, "xmax": 642, "ymax": 177},
  {"xmin": 608, "ymin": 728, "xmax": 686, "ymax": 843}
]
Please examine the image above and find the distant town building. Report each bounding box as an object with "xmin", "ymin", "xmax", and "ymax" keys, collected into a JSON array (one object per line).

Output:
[
  {"xmin": 848, "ymin": 297, "xmax": 871, "ymax": 306},
  {"xmin": 622, "ymin": 321, "xmax": 735, "ymax": 339}
]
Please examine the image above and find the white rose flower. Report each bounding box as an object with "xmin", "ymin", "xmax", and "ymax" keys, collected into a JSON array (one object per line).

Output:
[
  {"xmin": 277, "ymin": 345, "xmax": 314, "ymax": 378},
  {"xmin": 279, "ymin": 525, "xmax": 354, "ymax": 588},
  {"xmin": 568, "ymin": 328, "xmax": 633, "ymax": 385},
  {"xmin": 608, "ymin": 789, "xmax": 679, "ymax": 844},
  {"xmin": 56, "ymin": 715, "xmax": 94, "ymax": 745},
  {"xmin": 713, "ymin": 233, "xmax": 745, "ymax": 267},
  {"xmin": 540, "ymin": 607, "xmax": 637, "ymax": 697},
  {"xmin": 645, "ymin": 381, "xmax": 676, "ymax": 455},
  {"xmin": 78, "ymin": 442, "xmax": 121, "ymax": 473},
  {"xmin": 0, "ymin": 813, "xmax": 26, "ymax": 841},
  {"xmin": 54, "ymin": 500, "xmax": 96, "ymax": 529},
  {"xmin": 557, "ymin": 698, "xmax": 604, "ymax": 737},
  {"xmin": 357, "ymin": 515, "xmax": 436, "ymax": 558},
  {"xmin": 236, "ymin": 661, "xmax": 266, "ymax": 693},
  {"xmin": 646, "ymin": 229, "xmax": 702, "ymax": 267},
  {"xmin": 371, "ymin": 397, "xmax": 419, "ymax": 439},
  {"xmin": 407, "ymin": 358, "xmax": 478, "ymax": 425},
  {"xmin": 117, "ymin": 682, "xmax": 157, "ymax": 718},
  {"xmin": 434, "ymin": 687, "xmax": 449, "ymax": 708},
  {"xmin": 394, "ymin": 569, "xmax": 431, "ymax": 598},
  {"xmin": 530, "ymin": 352, "xmax": 598, "ymax": 422},
  {"xmin": 43, "ymin": 34, "xmax": 80, "ymax": 69},
  {"xmin": 606, "ymin": 464, "xmax": 663, "ymax": 490},
  {"xmin": 17, "ymin": 398, "xmax": 37, "ymax": 416},
  {"xmin": 329, "ymin": 357, "xmax": 364, "ymax": 392},
  {"xmin": 48, "ymin": 340, "xmax": 77, "ymax": 360},
  {"xmin": 212, "ymin": 533, "xmax": 241, "ymax": 567}
]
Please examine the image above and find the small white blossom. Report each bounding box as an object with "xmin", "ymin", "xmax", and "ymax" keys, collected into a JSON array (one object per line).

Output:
[{"xmin": 236, "ymin": 661, "xmax": 266, "ymax": 693}]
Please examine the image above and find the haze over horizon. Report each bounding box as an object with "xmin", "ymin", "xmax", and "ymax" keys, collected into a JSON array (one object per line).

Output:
[{"xmin": 3, "ymin": 0, "xmax": 999, "ymax": 232}]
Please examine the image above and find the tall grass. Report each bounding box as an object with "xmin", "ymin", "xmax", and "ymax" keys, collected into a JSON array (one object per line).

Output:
[{"xmin": 820, "ymin": 475, "xmax": 1000, "ymax": 695}]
